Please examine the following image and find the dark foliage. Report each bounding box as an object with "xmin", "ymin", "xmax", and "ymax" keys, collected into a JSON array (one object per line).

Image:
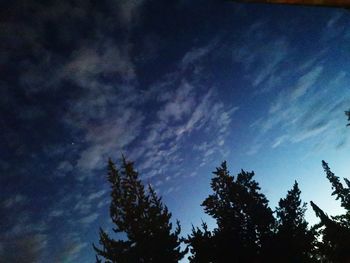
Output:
[
  {"xmin": 94, "ymin": 155, "xmax": 350, "ymax": 263},
  {"xmin": 274, "ymin": 181, "xmax": 316, "ymax": 262},
  {"xmin": 311, "ymin": 161, "xmax": 350, "ymax": 262},
  {"xmin": 345, "ymin": 110, "xmax": 350, "ymax": 126},
  {"xmin": 93, "ymin": 157, "xmax": 187, "ymax": 263},
  {"xmin": 184, "ymin": 221, "xmax": 214, "ymax": 263},
  {"xmin": 186, "ymin": 161, "xmax": 275, "ymax": 263}
]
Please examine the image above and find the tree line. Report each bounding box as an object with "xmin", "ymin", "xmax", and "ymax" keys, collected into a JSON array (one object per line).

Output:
[
  {"xmin": 93, "ymin": 158, "xmax": 350, "ymax": 262},
  {"xmin": 93, "ymin": 113, "xmax": 350, "ymax": 262}
]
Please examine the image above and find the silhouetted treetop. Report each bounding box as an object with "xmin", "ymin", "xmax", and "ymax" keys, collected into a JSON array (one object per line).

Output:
[
  {"xmin": 93, "ymin": 157, "xmax": 186, "ymax": 263},
  {"xmin": 311, "ymin": 161, "xmax": 350, "ymax": 262},
  {"xmin": 198, "ymin": 161, "xmax": 275, "ymax": 262},
  {"xmin": 184, "ymin": 221, "xmax": 214, "ymax": 263},
  {"xmin": 345, "ymin": 110, "xmax": 350, "ymax": 126},
  {"xmin": 322, "ymin": 160, "xmax": 350, "ymax": 211},
  {"xmin": 275, "ymin": 181, "xmax": 316, "ymax": 262}
]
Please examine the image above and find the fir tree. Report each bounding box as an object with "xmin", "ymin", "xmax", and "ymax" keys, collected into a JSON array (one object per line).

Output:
[
  {"xmin": 184, "ymin": 221, "xmax": 214, "ymax": 263},
  {"xmin": 93, "ymin": 157, "xmax": 187, "ymax": 263},
  {"xmin": 345, "ymin": 110, "xmax": 350, "ymax": 126},
  {"xmin": 311, "ymin": 160, "xmax": 350, "ymax": 262},
  {"xmin": 197, "ymin": 161, "xmax": 275, "ymax": 262},
  {"xmin": 274, "ymin": 181, "xmax": 316, "ymax": 262}
]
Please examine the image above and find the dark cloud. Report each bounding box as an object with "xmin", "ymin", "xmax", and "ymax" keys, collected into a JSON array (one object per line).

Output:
[{"xmin": 0, "ymin": 234, "xmax": 47, "ymax": 263}]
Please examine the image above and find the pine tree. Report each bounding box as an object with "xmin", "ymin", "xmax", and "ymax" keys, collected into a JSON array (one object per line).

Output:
[
  {"xmin": 274, "ymin": 181, "xmax": 316, "ymax": 262},
  {"xmin": 93, "ymin": 157, "xmax": 187, "ymax": 263},
  {"xmin": 311, "ymin": 160, "xmax": 350, "ymax": 262},
  {"xmin": 197, "ymin": 161, "xmax": 275, "ymax": 262},
  {"xmin": 345, "ymin": 110, "xmax": 350, "ymax": 126},
  {"xmin": 184, "ymin": 221, "xmax": 214, "ymax": 263}
]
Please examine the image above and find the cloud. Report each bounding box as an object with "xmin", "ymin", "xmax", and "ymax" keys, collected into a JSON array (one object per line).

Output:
[
  {"xmin": 121, "ymin": 41, "xmax": 238, "ymax": 185},
  {"xmin": 174, "ymin": 89, "xmax": 214, "ymax": 136},
  {"xmin": 3, "ymin": 194, "xmax": 26, "ymax": 208},
  {"xmin": 54, "ymin": 233, "xmax": 88, "ymax": 263},
  {"xmin": 65, "ymin": 42, "xmax": 135, "ymax": 82},
  {"xmin": 246, "ymin": 143, "xmax": 263, "ymax": 156},
  {"xmin": 75, "ymin": 107, "xmax": 144, "ymax": 174},
  {"xmin": 251, "ymin": 40, "xmax": 288, "ymax": 88},
  {"xmin": 56, "ymin": 161, "xmax": 74, "ymax": 177},
  {"xmin": 73, "ymin": 197, "xmax": 92, "ymax": 214},
  {"xmin": 49, "ymin": 210, "xmax": 64, "ymax": 218},
  {"xmin": 290, "ymin": 66, "xmax": 323, "ymax": 101},
  {"xmin": 2, "ymin": 6, "xmax": 238, "ymax": 259},
  {"xmin": 157, "ymin": 81, "xmax": 195, "ymax": 122},
  {"xmin": 322, "ymin": 11, "xmax": 347, "ymax": 42},
  {"xmin": 248, "ymin": 65, "xmax": 350, "ymax": 154},
  {"xmin": 80, "ymin": 213, "xmax": 99, "ymax": 225},
  {"xmin": 181, "ymin": 40, "xmax": 217, "ymax": 69},
  {"xmin": 232, "ymin": 23, "xmax": 289, "ymax": 92},
  {"xmin": 55, "ymin": 37, "xmax": 236, "ymax": 186},
  {"xmin": 65, "ymin": 242, "xmax": 88, "ymax": 258},
  {"xmin": 87, "ymin": 189, "xmax": 107, "ymax": 201},
  {"xmin": 271, "ymin": 135, "xmax": 289, "ymax": 149},
  {"xmin": 291, "ymin": 123, "xmax": 329, "ymax": 143},
  {"xmin": 116, "ymin": 0, "xmax": 145, "ymax": 27},
  {"xmin": 0, "ymin": 234, "xmax": 47, "ymax": 263}
]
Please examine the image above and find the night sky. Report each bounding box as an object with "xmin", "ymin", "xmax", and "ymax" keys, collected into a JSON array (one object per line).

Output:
[{"xmin": 2, "ymin": 1, "xmax": 350, "ymax": 262}]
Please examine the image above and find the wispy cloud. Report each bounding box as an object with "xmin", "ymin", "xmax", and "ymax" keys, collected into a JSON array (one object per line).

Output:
[
  {"xmin": 248, "ymin": 65, "xmax": 350, "ymax": 155},
  {"xmin": 80, "ymin": 213, "xmax": 99, "ymax": 225},
  {"xmin": 181, "ymin": 40, "xmax": 218, "ymax": 69},
  {"xmin": 75, "ymin": 107, "xmax": 144, "ymax": 174},
  {"xmin": 117, "ymin": 0, "xmax": 145, "ymax": 28},
  {"xmin": 65, "ymin": 42, "xmax": 136, "ymax": 83},
  {"xmin": 290, "ymin": 66, "xmax": 323, "ymax": 101},
  {"xmin": 232, "ymin": 22, "xmax": 289, "ymax": 93},
  {"xmin": 54, "ymin": 232, "xmax": 88, "ymax": 263},
  {"xmin": 2, "ymin": 194, "xmax": 26, "ymax": 208},
  {"xmin": 0, "ymin": 234, "xmax": 47, "ymax": 263},
  {"xmin": 1, "ymin": 2, "xmax": 237, "ymax": 263},
  {"xmin": 87, "ymin": 189, "xmax": 107, "ymax": 201},
  {"xmin": 115, "ymin": 43, "xmax": 239, "ymax": 190}
]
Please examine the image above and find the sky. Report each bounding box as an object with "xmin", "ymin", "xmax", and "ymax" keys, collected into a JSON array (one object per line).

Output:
[{"xmin": 2, "ymin": 0, "xmax": 350, "ymax": 262}]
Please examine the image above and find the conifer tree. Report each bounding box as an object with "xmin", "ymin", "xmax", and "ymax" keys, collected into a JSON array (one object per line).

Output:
[
  {"xmin": 196, "ymin": 161, "xmax": 275, "ymax": 262},
  {"xmin": 311, "ymin": 160, "xmax": 350, "ymax": 262},
  {"xmin": 274, "ymin": 181, "xmax": 316, "ymax": 262},
  {"xmin": 345, "ymin": 110, "xmax": 350, "ymax": 126},
  {"xmin": 93, "ymin": 157, "xmax": 187, "ymax": 263},
  {"xmin": 184, "ymin": 221, "xmax": 214, "ymax": 263}
]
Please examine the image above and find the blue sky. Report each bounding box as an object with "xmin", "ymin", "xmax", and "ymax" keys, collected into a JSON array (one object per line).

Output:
[{"xmin": 2, "ymin": 0, "xmax": 350, "ymax": 262}]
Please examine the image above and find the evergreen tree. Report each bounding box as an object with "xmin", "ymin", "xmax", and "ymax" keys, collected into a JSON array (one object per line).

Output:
[
  {"xmin": 274, "ymin": 181, "xmax": 316, "ymax": 262},
  {"xmin": 184, "ymin": 221, "xmax": 214, "ymax": 263},
  {"xmin": 93, "ymin": 157, "xmax": 187, "ymax": 263},
  {"xmin": 196, "ymin": 161, "xmax": 275, "ymax": 262},
  {"xmin": 345, "ymin": 110, "xmax": 350, "ymax": 126},
  {"xmin": 311, "ymin": 160, "xmax": 350, "ymax": 262}
]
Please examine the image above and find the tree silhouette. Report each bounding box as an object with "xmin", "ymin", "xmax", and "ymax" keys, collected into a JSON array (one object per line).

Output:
[
  {"xmin": 184, "ymin": 221, "xmax": 215, "ymax": 263},
  {"xmin": 93, "ymin": 157, "xmax": 187, "ymax": 263},
  {"xmin": 274, "ymin": 181, "xmax": 316, "ymax": 262},
  {"xmin": 345, "ymin": 110, "xmax": 350, "ymax": 126},
  {"xmin": 193, "ymin": 161, "xmax": 275, "ymax": 262},
  {"xmin": 311, "ymin": 160, "xmax": 350, "ymax": 262}
]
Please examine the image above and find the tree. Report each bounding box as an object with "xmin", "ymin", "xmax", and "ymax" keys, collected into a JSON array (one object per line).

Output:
[
  {"xmin": 311, "ymin": 160, "xmax": 350, "ymax": 262},
  {"xmin": 345, "ymin": 110, "xmax": 350, "ymax": 126},
  {"xmin": 274, "ymin": 181, "xmax": 316, "ymax": 262},
  {"xmin": 193, "ymin": 161, "xmax": 275, "ymax": 262},
  {"xmin": 93, "ymin": 157, "xmax": 187, "ymax": 263},
  {"xmin": 184, "ymin": 221, "xmax": 215, "ymax": 263}
]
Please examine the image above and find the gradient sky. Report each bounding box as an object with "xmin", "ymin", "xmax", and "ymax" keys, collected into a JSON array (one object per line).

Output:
[{"xmin": 2, "ymin": 1, "xmax": 350, "ymax": 262}]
